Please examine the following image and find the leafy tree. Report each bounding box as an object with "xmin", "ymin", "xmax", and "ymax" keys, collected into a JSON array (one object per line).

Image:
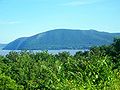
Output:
[
  {"xmin": 0, "ymin": 38, "xmax": 120, "ymax": 89},
  {"xmin": 0, "ymin": 74, "xmax": 23, "ymax": 90}
]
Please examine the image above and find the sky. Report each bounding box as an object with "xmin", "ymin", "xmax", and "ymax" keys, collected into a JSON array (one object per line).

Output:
[{"xmin": 0, "ymin": 0, "xmax": 120, "ymax": 43}]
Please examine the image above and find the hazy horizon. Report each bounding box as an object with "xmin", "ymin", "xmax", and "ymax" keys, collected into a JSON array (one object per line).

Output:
[
  {"xmin": 0, "ymin": 0, "xmax": 120, "ymax": 43},
  {"xmin": 1, "ymin": 29, "xmax": 120, "ymax": 44}
]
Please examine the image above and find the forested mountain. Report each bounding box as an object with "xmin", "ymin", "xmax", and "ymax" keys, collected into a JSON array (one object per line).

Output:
[{"xmin": 3, "ymin": 29, "xmax": 120, "ymax": 50}]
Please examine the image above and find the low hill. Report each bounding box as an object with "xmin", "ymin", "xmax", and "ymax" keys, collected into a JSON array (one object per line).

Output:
[{"xmin": 3, "ymin": 29, "xmax": 120, "ymax": 50}]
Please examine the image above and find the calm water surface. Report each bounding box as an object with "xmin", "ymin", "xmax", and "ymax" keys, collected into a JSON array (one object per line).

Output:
[{"xmin": 0, "ymin": 50, "xmax": 86, "ymax": 56}]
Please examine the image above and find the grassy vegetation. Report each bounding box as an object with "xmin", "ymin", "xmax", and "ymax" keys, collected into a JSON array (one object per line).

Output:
[{"xmin": 0, "ymin": 38, "xmax": 120, "ymax": 90}]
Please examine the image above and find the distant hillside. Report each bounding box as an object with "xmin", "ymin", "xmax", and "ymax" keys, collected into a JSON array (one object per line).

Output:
[
  {"xmin": 0, "ymin": 44, "xmax": 6, "ymax": 50},
  {"xmin": 3, "ymin": 29, "xmax": 120, "ymax": 50}
]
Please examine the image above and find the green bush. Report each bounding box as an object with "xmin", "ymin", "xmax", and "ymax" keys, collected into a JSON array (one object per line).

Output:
[{"xmin": 0, "ymin": 38, "xmax": 120, "ymax": 90}]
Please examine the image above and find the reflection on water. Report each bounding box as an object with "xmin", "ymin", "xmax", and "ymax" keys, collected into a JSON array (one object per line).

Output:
[{"xmin": 0, "ymin": 50, "xmax": 87, "ymax": 56}]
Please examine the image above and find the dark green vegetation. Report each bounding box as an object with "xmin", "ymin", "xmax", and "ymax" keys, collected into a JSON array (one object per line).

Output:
[
  {"xmin": 3, "ymin": 29, "xmax": 120, "ymax": 50},
  {"xmin": 0, "ymin": 38, "xmax": 120, "ymax": 90},
  {"xmin": 0, "ymin": 44, "xmax": 6, "ymax": 50}
]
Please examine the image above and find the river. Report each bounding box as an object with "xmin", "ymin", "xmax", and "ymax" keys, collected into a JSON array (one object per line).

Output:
[{"xmin": 0, "ymin": 50, "xmax": 86, "ymax": 56}]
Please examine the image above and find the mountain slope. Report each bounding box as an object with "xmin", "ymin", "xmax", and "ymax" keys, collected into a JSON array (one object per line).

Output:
[{"xmin": 3, "ymin": 29, "xmax": 120, "ymax": 50}]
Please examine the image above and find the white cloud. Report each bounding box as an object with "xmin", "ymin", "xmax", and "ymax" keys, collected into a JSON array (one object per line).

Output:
[
  {"xmin": 0, "ymin": 21, "xmax": 21, "ymax": 25},
  {"xmin": 62, "ymin": 0, "xmax": 103, "ymax": 6}
]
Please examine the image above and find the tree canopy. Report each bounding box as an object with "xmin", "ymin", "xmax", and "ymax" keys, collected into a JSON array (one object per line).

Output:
[{"xmin": 0, "ymin": 38, "xmax": 120, "ymax": 90}]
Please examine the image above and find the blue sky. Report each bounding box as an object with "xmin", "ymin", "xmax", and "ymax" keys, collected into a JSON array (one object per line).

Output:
[{"xmin": 0, "ymin": 0, "xmax": 120, "ymax": 43}]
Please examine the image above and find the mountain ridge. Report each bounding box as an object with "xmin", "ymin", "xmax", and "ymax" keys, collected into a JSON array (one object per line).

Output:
[{"xmin": 3, "ymin": 29, "xmax": 120, "ymax": 50}]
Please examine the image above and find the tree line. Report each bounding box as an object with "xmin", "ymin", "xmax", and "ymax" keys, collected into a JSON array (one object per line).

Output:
[{"xmin": 0, "ymin": 38, "xmax": 120, "ymax": 90}]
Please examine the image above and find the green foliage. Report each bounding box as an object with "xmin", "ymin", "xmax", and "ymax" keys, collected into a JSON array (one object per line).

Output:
[
  {"xmin": 0, "ymin": 74, "xmax": 23, "ymax": 90},
  {"xmin": 0, "ymin": 38, "xmax": 120, "ymax": 89}
]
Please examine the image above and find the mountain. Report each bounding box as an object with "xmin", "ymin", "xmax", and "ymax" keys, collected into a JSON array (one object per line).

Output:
[
  {"xmin": 0, "ymin": 44, "xmax": 7, "ymax": 50},
  {"xmin": 3, "ymin": 29, "xmax": 120, "ymax": 50}
]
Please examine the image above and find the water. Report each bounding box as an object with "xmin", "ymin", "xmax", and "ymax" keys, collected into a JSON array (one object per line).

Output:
[{"xmin": 0, "ymin": 50, "xmax": 86, "ymax": 56}]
